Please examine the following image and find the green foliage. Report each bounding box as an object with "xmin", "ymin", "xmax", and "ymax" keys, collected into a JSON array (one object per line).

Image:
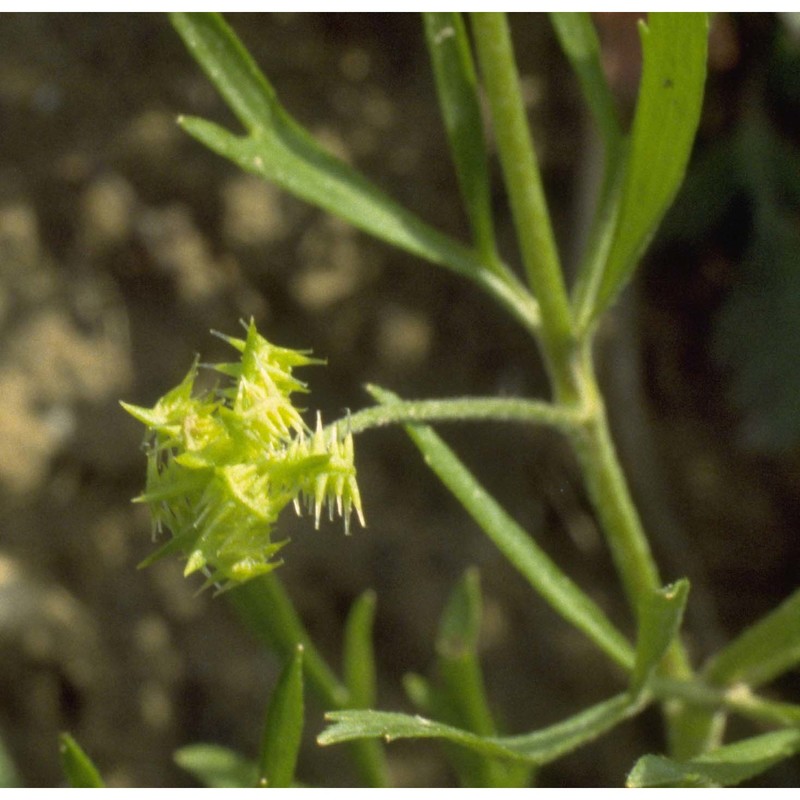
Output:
[
  {"xmin": 174, "ymin": 744, "xmax": 257, "ymax": 788},
  {"xmin": 58, "ymin": 733, "xmax": 104, "ymax": 788},
  {"xmin": 168, "ymin": 13, "xmax": 540, "ymax": 337},
  {"xmin": 366, "ymin": 385, "xmax": 635, "ymax": 672},
  {"xmin": 704, "ymin": 586, "xmax": 800, "ymax": 688},
  {"xmin": 258, "ymin": 646, "xmax": 305, "ymax": 787},
  {"xmin": 343, "ymin": 591, "xmax": 378, "ymax": 710},
  {"xmin": 423, "ymin": 13, "xmax": 499, "ymax": 265},
  {"xmin": 628, "ymin": 728, "xmax": 800, "ymax": 787},
  {"xmin": 320, "ymin": 691, "xmax": 642, "ymax": 767},
  {"xmin": 425, "ymin": 569, "xmax": 532, "ymax": 787},
  {"xmin": 631, "ymin": 579, "xmax": 690, "ymax": 695},
  {"xmin": 550, "ymin": 13, "xmax": 623, "ymax": 152},
  {"xmin": 574, "ymin": 13, "xmax": 708, "ymax": 328},
  {"xmin": 655, "ymin": 17, "xmax": 800, "ymax": 452},
  {"xmin": 115, "ymin": 10, "xmax": 800, "ymax": 788},
  {"xmin": 174, "ymin": 649, "xmax": 306, "ymax": 788}
]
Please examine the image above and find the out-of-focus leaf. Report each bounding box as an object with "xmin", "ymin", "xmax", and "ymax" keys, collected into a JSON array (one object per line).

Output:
[
  {"xmin": 342, "ymin": 589, "xmax": 391, "ymax": 789},
  {"xmin": 258, "ymin": 645, "xmax": 304, "ymax": 788},
  {"xmin": 550, "ymin": 13, "xmax": 622, "ymax": 150},
  {"xmin": 174, "ymin": 744, "xmax": 257, "ymax": 788},
  {"xmin": 58, "ymin": 733, "xmax": 104, "ymax": 788},
  {"xmin": 704, "ymin": 586, "xmax": 800, "ymax": 688},
  {"xmin": 437, "ymin": 567, "xmax": 483, "ymax": 661},
  {"xmin": 627, "ymin": 728, "xmax": 800, "ymax": 787},
  {"xmin": 713, "ymin": 212, "xmax": 800, "ymax": 452},
  {"xmin": 0, "ymin": 732, "xmax": 19, "ymax": 788},
  {"xmin": 424, "ymin": 12, "xmax": 498, "ymax": 263},
  {"xmin": 343, "ymin": 590, "xmax": 378, "ymax": 709},
  {"xmin": 432, "ymin": 568, "xmax": 531, "ymax": 787},
  {"xmin": 404, "ymin": 672, "xmax": 435, "ymax": 712}
]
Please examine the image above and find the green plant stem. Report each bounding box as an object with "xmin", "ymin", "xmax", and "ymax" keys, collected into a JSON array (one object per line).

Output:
[
  {"xmin": 345, "ymin": 393, "xmax": 581, "ymax": 436},
  {"xmin": 230, "ymin": 575, "xmax": 349, "ymax": 707},
  {"xmin": 564, "ymin": 351, "xmax": 715, "ymax": 758},
  {"xmin": 471, "ymin": 13, "xmax": 576, "ymax": 401},
  {"xmin": 568, "ymin": 354, "xmax": 693, "ymax": 677}
]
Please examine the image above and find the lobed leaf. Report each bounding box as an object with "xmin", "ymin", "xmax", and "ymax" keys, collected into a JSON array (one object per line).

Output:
[
  {"xmin": 627, "ymin": 728, "xmax": 800, "ymax": 787},
  {"xmin": 320, "ymin": 691, "xmax": 641, "ymax": 766},
  {"xmin": 170, "ymin": 14, "xmax": 534, "ymax": 312}
]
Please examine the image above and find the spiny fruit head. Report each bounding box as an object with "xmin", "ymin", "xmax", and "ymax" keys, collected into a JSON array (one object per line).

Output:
[{"xmin": 122, "ymin": 319, "xmax": 364, "ymax": 592}]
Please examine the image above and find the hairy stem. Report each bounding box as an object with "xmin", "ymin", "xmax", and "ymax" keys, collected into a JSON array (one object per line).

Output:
[
  {"xmin": 344, "ymin": 392, "xmax": 582, "ymax": 436},
  {"xmin": 471, "ymin": 13, "xmax": 577, "ymax": 402}
]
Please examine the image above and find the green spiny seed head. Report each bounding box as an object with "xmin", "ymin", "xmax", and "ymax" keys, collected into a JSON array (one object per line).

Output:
[{"xmin": 122, "ymin": 320, "xmax": 364, "ymax": 592}]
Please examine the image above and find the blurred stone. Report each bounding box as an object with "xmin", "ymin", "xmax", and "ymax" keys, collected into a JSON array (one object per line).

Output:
[
  {"xmin": 222, "ymin": 174, "xmax": 286, "ymax": 247},
  {"xmin": 80, "ymin": 174, "xmax": 137, "ymax": 255}
]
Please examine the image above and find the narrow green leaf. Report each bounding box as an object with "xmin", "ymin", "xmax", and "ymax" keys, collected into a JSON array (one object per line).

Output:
[
  {"xmin": 258, "ymin": 645, "xmax": 304, "ymax": 788},
  {"xmin": 367, "ymin": 385, "xmax": 635, "ymax": 672},
  {"xmin": 174, "ymin": 744, "xmax": 257, "ymax": 788},
  {"xmin": 170, "ymin": 12, "xmax": 276, "ymax": 132},
  {"xmin": 631, "ymin": 578, "xmax": 690, "ymax": 695},
  {"xmin": 170, "ymin": 13, "xmax": 540, "ymax": 336},
  {"xmin": 552, "ymin": 11, "xmax": 627, "ymax": 328},
  {"xmin": 433, "ymin": 568, "xmax": 530, "ymax": 787},
  {"xmin": 58, "ymin": 733, "xmax": 104, "ymax": 789},
  {"xmin": 437, "ymin": 567, "xmax": 483, "ymax": 663},
  {"xmin": 230, "ymin": 578, "xmax": 389, "ymax": 787},
  {"xmin": 549, "ymin": 13, "xmax": 623, "ymax": 150},
  {"xmin": 704, "ymin": 587, "xmax": 800, "ymax": 688},
  {"xmin": 177, "ymin": 113, "xmax": 476, "ymax": 281},
  {"xmin": 342, "ymin": 590, "xmax": 392, "ymax": 788},
  {"xmin": 423, "ymin": 12, "xmax": 499, "ymax": 264},
  {"xmin": 627, "ymin": 728, "xmax": 800, "ymax": 787},
  {"xmin": 343, "ymin": 590, "xmax": 378, "ymax": 709},
  {"xmin": 320, "ymin": 691, "xmax": 641, "ymax": 766},
  {"xmin": 585, "ymin": 13, "xmax": 708, "ymax": 324}
]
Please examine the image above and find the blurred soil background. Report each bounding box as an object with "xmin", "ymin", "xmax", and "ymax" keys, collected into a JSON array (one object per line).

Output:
[{"xmin": 0, "ymin": 12, "xmax": 799, "ymax": 787}]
